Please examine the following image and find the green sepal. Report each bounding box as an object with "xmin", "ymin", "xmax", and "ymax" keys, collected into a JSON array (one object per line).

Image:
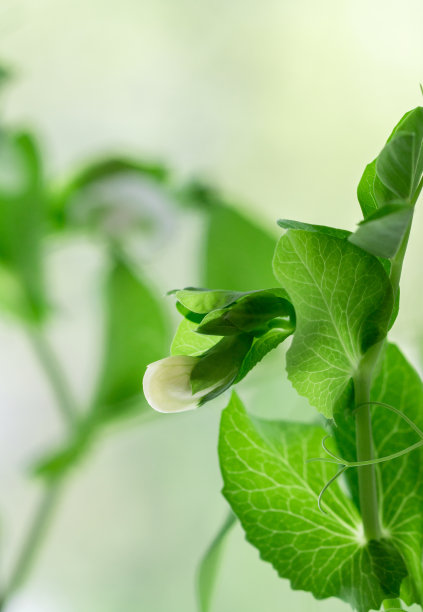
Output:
[
  {"xmin": 191, "ymin": 334, "xmax": 253, "ymax": 403},
  {"xmin": 195, "ymin": 289, "xmax": 294, "ymax": 336},
  {"xmin": 171, "ymin": 317, "xmax": 221, "ymax": 356},
  {"xmin": 175, "ymin": 288, "xmax": 251, "ymax": 314},
  {"xmin": 234, "ymin": 326, "xmax": 293, "ymax": 383}
]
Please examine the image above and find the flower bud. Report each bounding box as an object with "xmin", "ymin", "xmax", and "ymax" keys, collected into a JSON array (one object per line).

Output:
[{"xmin": 142, "ymin": 355, "xmax": 218, "ymax": 413}]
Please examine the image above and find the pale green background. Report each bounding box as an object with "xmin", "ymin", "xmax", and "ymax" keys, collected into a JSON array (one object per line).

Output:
[{"xmin": 0, "ymin": 1, "xmax": 423, "ymax": 611}]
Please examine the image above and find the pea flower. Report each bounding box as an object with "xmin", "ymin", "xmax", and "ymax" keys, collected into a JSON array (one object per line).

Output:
[{"xmin": 142, "ymin": 355, "xmax": 219, "ymax": 413}]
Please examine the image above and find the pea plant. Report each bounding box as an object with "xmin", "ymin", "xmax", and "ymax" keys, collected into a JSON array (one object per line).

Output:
[{"xmin": 143, "ymin": 106, "xmax": 423, "ymax": 612}]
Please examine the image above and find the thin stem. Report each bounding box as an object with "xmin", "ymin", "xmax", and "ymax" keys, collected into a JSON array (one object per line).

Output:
[
  {"xmin": 0, "ymin": 483, "xmax": 62, "ymax": 608},
  {"xmin": 27, "ymin": 325, "xmax": 78, "ymax": 428},
  {"xmin": 0, "ymin": 326, "xmax": 79, "ymax": 607}
]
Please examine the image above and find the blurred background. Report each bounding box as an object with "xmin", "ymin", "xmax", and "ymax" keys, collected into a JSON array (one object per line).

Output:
[{"xmin": 0, "ymin": 1, "xmax": 423, "ymax": 611}]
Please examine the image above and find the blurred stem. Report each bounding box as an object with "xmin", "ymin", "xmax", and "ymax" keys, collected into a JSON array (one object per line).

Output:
[
  {"xmin": 27, "ymin": 325, "xmax": 78, "ymax": 428},
  {"xmin": 0, "ymin": 483, "xmax": 62, "ymax": 609},
  {"xmin": 0, "ymin": 326, "xmax": 80, "ymax": 607}
]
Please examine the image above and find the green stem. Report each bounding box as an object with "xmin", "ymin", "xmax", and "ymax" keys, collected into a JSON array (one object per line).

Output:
[
  {"xmin": 27, "ymin": 325, "xmax": 78, "ymax": 428},
  {"xmin": 354, "ymin": 348, "xmax": 383, "ymax": 540},
  {"xmin": 0, "ymin": 483, "xmax": 62, "ymax": 608},
  {"xmin": 353, "ymin": 195, "xmax": 417, "ymax": 541},
  {"xmin": 382, "ymin": 598, "xmax": 403, "ymax": 610}
]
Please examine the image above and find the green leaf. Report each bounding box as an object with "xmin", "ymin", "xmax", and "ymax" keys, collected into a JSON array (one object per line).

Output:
[
  {"xmin": 333, "ymin": 343, "xmax": 423, "ymax": 606},
  {"xmin": 204, "ymin": 204, "xmax": 277, "ymax": 290},
  {"xmin": 349, "ymin": 203, "xmax": 413, "ymax": 259},
  {"xmin": 91, "ymin": 257, "xmax": 169, "ymax": 422},
  {"xmin": 197, "ymin": 512, "xmax": 236, "ymax": 612},
  {"xmin": 195, "ymin": 289, "xmax": 294, "ymax": 336},
  {"xmin": 377, "ymin": 133, "xmax": 416, "ymax": 201},
  {"xmin": 376, "ymin": 107, "xmax": 423, "ymax": 202},
  {"xmin": 219, "ymin": 393, "xmax": 407, "ymax": 612},
  {"xmin": 277, "ymin": 219, "xmax": 351, "ymax": 239},
  {"xmin": 234, "ymin": 327, "xmax": 293, "ymax": 383},
  {"xmin": 357, "ymin": 108, "xmax": 423, "ymax": 218},
  {"xmin": 0, "ymin": 131, "xmax": 47, "ymax": 321},
  {"xmin": 191, "ymin": 335, "xmax": 253, "ymax": 404},
  {"xmin": 273, "ymin": 230, "xmax": 393, "ymax": 417},
  {"xmin": 171, "ymin": 317, "xmax": 221, "ymax": 356},
  {"xmin": 357, "ymin": 160, "xmax": 383, "ymax": 218}
]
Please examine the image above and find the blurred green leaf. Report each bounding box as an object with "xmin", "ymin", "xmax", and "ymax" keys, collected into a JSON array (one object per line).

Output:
[
  {"xmin": 32, "ymin": 425, "xmax": 91, "ymax": 480},
  {"xmin": 51, "ymin": 157, "xmax": 170, "ymax": 234},
  {"xmin": 0, "ymin": 65, "xmax": 11, "ymax": 92},
  {"xmin": 91, "ymin": 256, "xmax": 169, "ymax": 422},
  {"xmin": 204, "ymin": 204, "xmax": 277, "ymax": 290},
  {"xmin": 197, "ymin": 512, "xmax": 236, "ymax": 612},
  {"xmin": 0, "ymin": 130, "xmax": 46, "ymax": 321}
]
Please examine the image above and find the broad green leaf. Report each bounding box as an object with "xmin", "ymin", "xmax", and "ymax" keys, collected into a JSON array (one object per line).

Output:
[
  {"xmin": 219, "ymin": 393, "xmax": 407, "ymax": 612},
  {"xmin": 91, "ymin": 257, "xmax": 169, "ymax": 421},
  {"xmin": 333, "ymin": 344, "xmax": 423, "ymax": 606},
  {"xmin": 357, "ymin": 108, "xmax": 423, "ymax": 218},
  {"xmin": 0, "ymin": 131, "xmax": 46, "ymax": 321},
  {"xmin": 204, "ymin": 204, "xmax": 277, "ymax": 290},
  {"xmin": 349, "ymin": 203, "xmax": 413, "ymax": 259},
  {"xmin": 376, "ymin": 107, "xmax": 423, "ymax": 202},
  {"xmin": 171, "ymin": 317, "xmax": 221, "ymax": 356},
  {"xmin": 195, "ymin": 289, "xmax": 294, "ymax": 336},
  {"xmin": 197, "ymin": 512, "xmax": 236, "ymax": 612},
  {"xmin": 273, "ymin": 230, "xmax": 393, "ymax": 417},
  {"xmin": 234, "ymin": 326, "xmax": 293, "ymax": 383},
  {"xmin": 191, "ymin": 335, "xmax": 253, "ymax": 404},
  {"xmin": 175, "ymin": 288, "xmax": 251, "ymax": 314},
  {"xmin": 277, "ymin": 219, "xmax": 351, "ymax": 239},
  {"xmin": 377, "ymin": 134, "xmax": 416, "ymax": 201}
]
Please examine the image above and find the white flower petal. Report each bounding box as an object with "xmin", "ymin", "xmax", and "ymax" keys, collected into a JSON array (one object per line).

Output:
[{"xmin": 143, "ymin": 355, "xmax": 213, "ymax": 413}]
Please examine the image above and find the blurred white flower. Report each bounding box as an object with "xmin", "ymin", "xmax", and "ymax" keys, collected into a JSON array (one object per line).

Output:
[{"xmin": 143, "ymin": 355, "xmax": 217, "ymax": 413}]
